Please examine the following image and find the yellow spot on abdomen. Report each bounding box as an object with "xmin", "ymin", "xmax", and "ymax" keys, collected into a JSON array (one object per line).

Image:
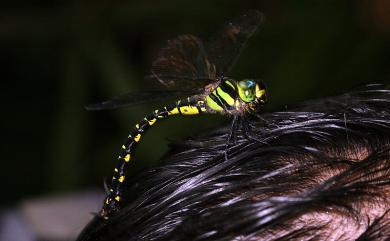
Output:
[
  {"xmin": 115, "ymin": 196, "xmax": 120, "ymax": 202},
  {"xmin": 134, "ymin": 134, "xmax": 141, "ymax": 142},
  {"xmin": 180, "ymin": 106, "xmax": 199, "ymax": 115},
  {"xmin": 119, "ymin": 176, "xmax": 125, "ymax": 183},
  {"xmin": 147, "ymin": 118, "xmax": 157, "ymax": 125},
  {"xmin": 124, "ymin": 154, "xmax": 131, "ymax": 162},
  {"xmin": 198, "ymin": 101, "xmax": 207, "ymax": 112},
  {"xmin": 168, "ymin": 107, "xmax": 180, "ymax": 115}
]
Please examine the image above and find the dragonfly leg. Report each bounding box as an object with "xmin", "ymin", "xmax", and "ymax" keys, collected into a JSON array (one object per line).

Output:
[
  {"xmin": 225, "ymin": 115, "xmax": 239, "ymax": 161},
  {"xmin": 241, "ymin": 116, "xmax": 268, "ymax": 145},
  {"xmin": 250, "ymin": 112, "xmax": 278, "ymax": 128}
]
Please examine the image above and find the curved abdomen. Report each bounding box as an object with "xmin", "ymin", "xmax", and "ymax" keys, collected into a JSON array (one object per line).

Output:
[{"xmin": 101, "ymin": 97, "xmax": 207, "ymax": 218}]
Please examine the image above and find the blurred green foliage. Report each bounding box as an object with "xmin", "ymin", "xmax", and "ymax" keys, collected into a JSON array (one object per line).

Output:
[{"xmin": 1, "ymin": 0, "xmax": 389, "ymax": 206}]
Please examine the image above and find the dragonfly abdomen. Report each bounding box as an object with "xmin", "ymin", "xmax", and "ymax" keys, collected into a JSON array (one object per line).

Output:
[{"xmin": 101, "ymin": 97, "xmax": 207, "ymax": 218}]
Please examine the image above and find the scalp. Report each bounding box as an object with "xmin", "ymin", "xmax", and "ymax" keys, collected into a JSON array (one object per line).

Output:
[{"xmin": 77, "ymin": 83, "xmax": 390, "ymax": 241}]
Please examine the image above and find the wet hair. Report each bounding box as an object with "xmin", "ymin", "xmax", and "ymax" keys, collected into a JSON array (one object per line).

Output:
[{"xmin": 77, "ymin": 83, "xmax": 390, "ymax": 241}]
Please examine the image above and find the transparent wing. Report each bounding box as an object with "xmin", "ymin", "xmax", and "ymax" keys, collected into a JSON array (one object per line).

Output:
[
  {"xmin": 86, "ymin": 90, "xmax": 197, "ymax": 111},
  {"xmin": 149, "ymin": 34, "xmax": 217, "ymax": 90},
  {"xmin": 205, "ymin": 10, "xmax": 264, "ymax": 75},
  {"xmin": 148, "ymin": 10, "xmax": 263, "ymax": 89}
]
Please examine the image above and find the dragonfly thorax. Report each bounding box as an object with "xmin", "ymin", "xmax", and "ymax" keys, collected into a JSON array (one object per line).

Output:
[{"xmin": 205, "ymin": 79, "xmax": 266, "ymax": 114}]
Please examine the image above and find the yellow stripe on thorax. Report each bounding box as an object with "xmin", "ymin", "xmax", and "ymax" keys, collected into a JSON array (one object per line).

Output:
[
  {"xmin": 216, "ymin": 87, "xmax": 235, "ymax": 106},
  {"xmin": 225, "ymin": 80, "xmax": 236, "ymax": 89},
  {"xmin": 206, "ymin": 94, "xmax": 224, "ymax": 111}
]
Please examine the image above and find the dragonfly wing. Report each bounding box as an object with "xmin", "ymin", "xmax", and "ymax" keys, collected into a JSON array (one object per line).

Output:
[
  {"xmin": 147, "ymin": 11, "xmax": 262, "ymax": 89},
  {"xmin": 86, "ymin": 90, "xmax": 198, "ymax": 111},
  {"xmin": 205, "ymin": 10, "xmax": 264, "ymax": 75},
  {"xmin": 150, "ymin": 34, "xmax": 217, "ymax": 90}
]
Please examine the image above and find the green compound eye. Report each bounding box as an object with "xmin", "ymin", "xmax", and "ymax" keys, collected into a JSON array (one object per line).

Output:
[{"xmin": 238, "ymin": 79, "xmax": 256, "ymax": 103}]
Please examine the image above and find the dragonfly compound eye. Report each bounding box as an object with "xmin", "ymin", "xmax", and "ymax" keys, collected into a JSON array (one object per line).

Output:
[{"xmin": 238, "ymin": 79, "xmax": 256, "ymax": 103}]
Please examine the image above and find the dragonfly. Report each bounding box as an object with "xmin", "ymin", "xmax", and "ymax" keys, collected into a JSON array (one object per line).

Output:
[{"xmin": 87, "ymin": 10, "xmax": 267, "ymax": 219}]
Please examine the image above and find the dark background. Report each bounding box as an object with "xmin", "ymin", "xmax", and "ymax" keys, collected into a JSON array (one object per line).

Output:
[{"xmin": 1, "ymin": 0, "xmax": 389, "ymax": 207}]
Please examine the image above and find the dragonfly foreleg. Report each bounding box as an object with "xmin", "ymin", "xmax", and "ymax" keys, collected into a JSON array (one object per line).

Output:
[
  {"xmin": 241, "ymin": 115, "xmax": 268, "ymax": 145},
  {"xmin": 225, "ymin": 115, "xmax": 239, "ymax": 161}
]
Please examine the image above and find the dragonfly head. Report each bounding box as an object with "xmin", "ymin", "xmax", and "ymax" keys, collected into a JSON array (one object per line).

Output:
[{"xmin": 237, "ymin": 79, "xmax": 266, "ymax": 111}]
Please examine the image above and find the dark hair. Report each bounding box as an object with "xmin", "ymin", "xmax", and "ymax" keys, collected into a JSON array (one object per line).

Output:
[{"xmin": 77, "ymin": 83, "xmax": 390, "ymax": 241}]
